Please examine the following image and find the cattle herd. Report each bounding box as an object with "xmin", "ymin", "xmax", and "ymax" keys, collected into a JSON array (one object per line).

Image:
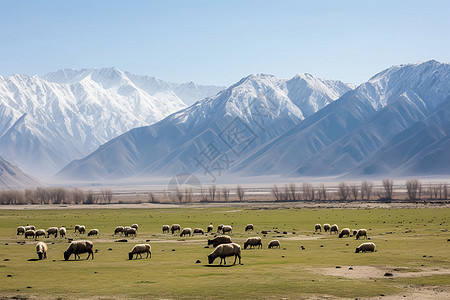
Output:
[{"xmin": 15, "ymin": 222, "xmax": 376, "ymax": 265}]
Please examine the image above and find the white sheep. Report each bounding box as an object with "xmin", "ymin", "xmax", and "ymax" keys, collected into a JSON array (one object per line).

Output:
[
  {"xmin": 36, "ymin": 242, "xmax": 48, "ymax": 260},
  {"xmin": 208, "ymin": 243, "xmax": 241, "ymax": 265},
  {"xmin": 323, "ymin": 224, "xmax": 331, "ymax": 232},
  {"xmin": 207, "ymin": 235, "xmax": 232, "ymax": 248},
  {"xmin": 128, "ymin": 244, "xmax": 152, "ymax": 260},
  {"xmin": 222, "ymin": 225, "xmax": 232, "ymax": 235},
  {"xmin": 131, "ymin": 224, "xmax": 138, "ymax": 231},
  {"xmin": 217, "ymin": 224, "xmax": 224, "ymax": 233},
  {"xmin": 74, "ymin": 224, "xmax": 80, "ymax": 233},
  {"xmin": 64, "ymin": 240, "xmax": 94, "ymax": 260},
  {"xmin": 268, "ymin": 240, "xmax": 280, "ymax": 249},
  {"xmin": 352, "ymin": 229, "xmax": 358, "ymax": 236},
  {"xmin": 35, "ymin": 229, "xmax": 46, "ymax": 239},
  {"xmin": 315, "ymin": 224, "xmax": 322, "ymax": 232},
  {"xmin": 244, "ymin": 237, "xmax": 262, "ymax": 249},
  {"xmin": 25, "ymin": 230, "xmax": 35, "ymax": 239},
  {"xmin": 17, "ymin": 226, "xmax": 25, "ymax": 235},
  {"xmin": 114, "ymin": 226, "xmax": 124, "ymax": 235},
  {"xmin": 245, "ymin": 224, "xmax": 254, "ymax": 231},
  {"xmin": 125, "ymin": 227, "xmax": 137, "ymax": 237},
  {"xmin": 25, "ymin": 225, "xmax": 35, "ymax": 231},
  {"xmin": 330, "ymin": 224, "xmax": 339, "ymax": 234},
  {"xmin": 162, "ymin": 225, "xmax": 170, "ymax": 233},
  {"xmin": 355, "ymin": 242, "xmax": 376, "ymax": 253},
  {"xmin": 180, "ymin": 228, "xmax": 192, "ymax": 237},
  {"xmin": 339, "ymin": 228, "xmax": 351, "ymax": 238},
  {"xmin": 207, "ymin": 224, "xmax": 213, "ymax": 233},
  {"xmin": 171, "ymin": 224, "xmax": 181, "ymax": 234},
  {"xmin": 193, "ymin": 228, "xmax": 204, "ymax": 235},
  {"xmin": 356, "ymin": 229, "xmax": 367, "ymax": 240},
  {"xmin": 47, "ymin": 227, "xmax": 58, "ymax": 238},
  {"xmin": 59, "ymin": 227, "xmax": 66, "ymax": 238},
  {"xmin": 87, "ymin": 229, "xmax": 99, "ymax": 236}
]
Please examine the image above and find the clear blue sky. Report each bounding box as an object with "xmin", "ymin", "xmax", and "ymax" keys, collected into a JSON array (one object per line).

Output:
[{"xmin": 1, "ymin": 0, "xmax": 449, "ymax": 86}]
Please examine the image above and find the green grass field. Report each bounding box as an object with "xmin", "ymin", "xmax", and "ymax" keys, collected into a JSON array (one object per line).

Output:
[{"xmin": 0, "ymin": 206, "xmax": 449, "ymax": 299}]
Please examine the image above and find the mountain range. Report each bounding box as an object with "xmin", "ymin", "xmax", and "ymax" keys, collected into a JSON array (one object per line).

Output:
[
  {"xmin": 56, "ymin": 60, "xmax": 450, "ymax": 182},
  {"xmin": 0, "ymin": 68, "xmax": 224, "ymax": 177},
  {"xmin": 0, "ymin": 156, "xmax": 40, "ymax": 188}
]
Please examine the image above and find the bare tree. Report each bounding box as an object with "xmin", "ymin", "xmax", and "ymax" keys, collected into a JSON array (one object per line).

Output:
[
  {"xmin": 237, "ymin": 185, "xmax": 245, "ymax": 202},
  {"xmin": 222, "ymin": 187, "xmax": 230, "ymax": 202},
  {"xmin": 361, "ymin": 181, "xmax": 373, "ymax": 200},
  {"xmin": 148, "ymin": 192, "xmax": 158, "ymax": 203},
  {"xmin": 272, "ymin": 185, "xmax": 281, "ymax": 201},
  {"xmin": 184, "ymin": 188, "xmax": 193, "ymax": 203},
  {"xmin": 200, "ymin": 188, "xmax": 209, "ymax": 202},
  {"xmin": 383, "ymin": 179, "xmax": 394, "ymax": 200},
  {"xmin": 208, "ymin": 185, "xmax": 217, "ymax": 202},
  {"xmin": 175, "ymin": 187, "xmax": 184, "ymax": 203},
  {"xmin": 284, "ymin": 185, "xmax": 290, "ymax": 201},
  {"xmin": 418, "ymin": 182, "xmax": 423, "ymax": 200},
  {"xmin": 317, "ymin": 183, "xmax": 327, "ymax": 201},
  {"xmin": 406, "ymin": 179, "xmax": 419, "ymax": 202},
  {"xmin": 351, "ymin": 185, "xmax": 359, "ymax": 201},
  {"xmin": 302, "ymin": 183, "xmax": 314, "ymax": 201},
  {"xmin": 84, "ymin": 190, "xmax": 96, "ymax": 204},
  {"xmin": 443, "ymin": 184, "xmax": 448, "ymax": 200},
  {"xmin": 289, "ymin": 183, "xmax": 297, "ymax": 201},
  {"xmin": 337, "ymin": 182, "xmax": 350, "ymax": 201}
]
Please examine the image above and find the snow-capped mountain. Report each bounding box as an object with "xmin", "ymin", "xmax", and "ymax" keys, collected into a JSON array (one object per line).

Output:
[
  {"xmin": 0, "ymin": 68, "xmax": 223, "ymax": 177},
  {"xmin": 56, "ymin": 73, "xmax": 353, "ymax": 181},
  {"xmin": 0, "ymin": 156, "xmax": 40, "ymax": 188},
  {"xmin": 234, "ymin": 60, "xmax": 450, "ymax": 177}
]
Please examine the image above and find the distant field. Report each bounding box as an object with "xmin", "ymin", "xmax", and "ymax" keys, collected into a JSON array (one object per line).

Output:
[{"xmin": 0, "ymin": 206, "xmax": 449, "ymax": 299}]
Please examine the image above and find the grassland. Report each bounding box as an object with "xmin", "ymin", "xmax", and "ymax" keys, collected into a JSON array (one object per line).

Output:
[{"xmin": 0, "ymin": 205, "xmax": 449, "ymax": 299}]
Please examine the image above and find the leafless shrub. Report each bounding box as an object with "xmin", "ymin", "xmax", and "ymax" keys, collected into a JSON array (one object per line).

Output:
[
  {"xmin": 237, "ymin": 185, "xmax": 245, "ymax": 202},
  {"xmin": 148, "ymin": 192, "xmax": 159, "ymax": 203},
  {"xmin": 222, "ymin": 187, "xmax": 230, "ymax": 202},
  {"xmin": 337, "ymin": 182, "xmax": 350, "ymax": 201},
  {"xmin": 99, "ymin": 189, "xmax": 113, "ymax": 204},
  {"xmin": 272, "ymin": 185, "xmax": 281, "ymax": 201},
  {"xmin": 361, "ymin": 181, "xmax": 373, "ymax": 200},
  {"xmin": 184, "ymin": 188, "xmax": 193, "ymax": 203},
  {"xmin": 317, "ymin": 183, "xmax": 327, "ymax": 201},
  {"xmin": 406, "ymin": 179, "xmax": 420, "ymax": 201},
  {"xmin": 383, "ymin": 179, "xmax": 394, "ymax": 200},
  {"xmin": 200, "ymin": 188, "xmax": 209, "ymax": 202},
  {"xmin": 209, "ymin": 185, "xmax": 216, "ymax": 202},
  {"xmin": 302, "ymin": 183, "xmax": 315, "ymax": 201},
  {"xmin": 289, "ymin": 183, "xmax": 297, "ymax": 201},
  {"xmin": 444, "ymin": 184, "xmax": 448, "ymax": 200},
  {"xmin": 351, "ymin": 185, "xmax": 359, "ymax": 201}
]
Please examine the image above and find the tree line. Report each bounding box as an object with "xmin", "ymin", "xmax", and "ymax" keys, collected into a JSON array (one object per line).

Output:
[{"xmin": 0, "ymin": 187, "xmax": 113, "ymax": 205}]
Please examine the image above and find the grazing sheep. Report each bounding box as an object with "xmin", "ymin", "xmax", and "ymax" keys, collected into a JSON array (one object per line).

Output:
[
  {"xmin": 323, "ymin": 224, "xmax": 331, "ymax": 232},
  {"xmin": 35, "ymin": 229, "xmax": 46, "ymax": 239},
  {"xmin": 217, "ymin": 224, "xmax": 224, "ymax": 233},
  {"xmin": 87, "ymin": 229, "xmax": 99, "ymax": 236},
  {"xmin": 208, "ymin": 235, "xmax": 232, "ymax": 248},
  {"xmin": 171, "ymin": 224, "xmax": 181, "ymax": 234},
  {"xmin": 17, "ymin": 226, "xmax": 25, "ymax": 235},
  {"xmin": 245, "ymin": 224, "xmax": 254, "ymax": 231},
  {"xmin": 268, "ymin": 240, "xmax": 281, "ymax": 249},
  {"xmin": 355, "ymin": 242, "xmax": 376, "ymax": 253},
  {"xmin": 128, "ymin": 244, "xmax": 151, "ymax": 260},
  {"xmin": 222, "ymin": 225, "xmax": 233, "ymax": 235},
  {"xmin": 180, "ymin": 228, "xmax": 192, "ymax": 237},
  {"xmin": 207, "ymin": 224, "xmax": 213, "ymax": 233},
  {"xmin": 25, "ymin": 230, "xmax": 35, "ymax": 239},
  {"xmin": 352, "ymin": 229, "xmax": 358, "ymax": 236},
  {"xmin": 315, "ymin": 224, "xmax": 322, "ymax": 232},
  {"xmin": 193, "ymin": 228, "xmax": 204, "ymax": 235},
  {"xmin": 162, "ymin": 225, "xmax": 170, "ymax": 233},
  {"xmin": 74, "ymin": 225, "xmax": 80, "ymax": 233},
  {"xmin": 36, "ymin": 242, "xmax": 48, "ymax": 260},
  {"xmin": 131, "ymin": 224, "xmax": 138, "ymax": 231},
  {"xmin": 330, "ymin": 224, "xmax": 339, "ymax": 234},
  {"xmin": 338, "ymin": 228, "xmax": 351, "ymax": 238},
  {"xmin": 64, "ymin": 240, "xmax": 94, "ymax": 260},
  {"xmin": 114, "ymin": 226, "xmax": 124, "ymax": 235},
  {"xmin": 356, "ymin": 229, "xmax": 367, "ymax": 240},
  {"xmin": 47, "ymin": 227, "xmax": 58, "ymax": 238},
  {"xmin": 77, "ymin": 225, "xmax": 86, "ymax": 234},
  {"xmin": 244, "ymin": 237, "xmax": 263, "ymax": 249},
  {"xmin": 125, "ymin": 227, "xmax": 137, "ymax": 237},
  {"xmin": 59, "ymin": 227, "xmax": 66, "ymax": 238},
  {"xmin": 208, "ymin": 243, "xmax": 241, "ymax": 265}
]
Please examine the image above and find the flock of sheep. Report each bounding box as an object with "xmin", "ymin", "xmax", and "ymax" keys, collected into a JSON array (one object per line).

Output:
[
  {"xmin": 15, "ymin": 221, "xmax": 376, "ymax": 265},
  {"xmin": 314, "ymin": 223, "xmax": 376, "ymax": 253}
]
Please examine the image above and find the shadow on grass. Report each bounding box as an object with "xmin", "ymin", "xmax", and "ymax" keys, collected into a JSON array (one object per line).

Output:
[
  {"xmin": 27, "ymin": 258, "xmax": 40, "ymax": 261},
  {"xmin": 203, "ymin": 264, "xmax": 243, "ymax": 268}
]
